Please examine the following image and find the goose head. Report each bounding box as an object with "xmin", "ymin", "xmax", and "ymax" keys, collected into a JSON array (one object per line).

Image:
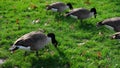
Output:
[
  {"xmin": 46, "ymin": 5, "xmax": 51, "ymax": 10},
  {"xmin": 90, "ymin": 8, "xmax": 97, "ymax": 18},
  {"xmin": 66, "ymin": 3, "xmax": 73, "ymax": 10},
  {"xmin": 47, "ymin": 33, "xmax": 58, "ymax": 47},
  {"xmin": 96, "ymin": 21, "xmax": 103, "ymax": 27},
  {"xmin": 111, "ymin": 32, "xmax": 120, "ymax": 39},
  {"xmin": 9, "ymin": 46, "xmax": 19, "ymax": 53}
]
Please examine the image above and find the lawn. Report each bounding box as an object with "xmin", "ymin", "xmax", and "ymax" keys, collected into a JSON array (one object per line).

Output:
[{"xmin": 0, "ymin": 0, "xmax": 120, "ymax": 68}]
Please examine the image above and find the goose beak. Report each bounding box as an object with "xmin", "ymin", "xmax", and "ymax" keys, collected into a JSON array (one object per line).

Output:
[
  {"xmin": 96, "ymin": 24, "xmax": 99, "ymax": 27},
  {"xmin": 96, "ymin": 23, "xmax": 101, "ymax": 29},
  {"xmin": 54, "ymin": 42, "xmax": 58, "ymax": 48},
  {"xmin": 9, "ymin": 46, "xmax": 19, "ymax": 53},
  {"xmin": 46, "ymin": 5, "xmax": 49, "ymax": 10},
  {"xmin": 52, "ymin": 40, "xmax": 58, "ymax": 48},
  {"xmin": 10, "ymin": 51, "xmax": 14, "ymax": 53},
  {"xmin": 9, "ymin": 48, "xmax": 14, "ymax": 54},
  {"xmin": 111, "ymin": 35, "xmax": 116, "ymax": 39}
]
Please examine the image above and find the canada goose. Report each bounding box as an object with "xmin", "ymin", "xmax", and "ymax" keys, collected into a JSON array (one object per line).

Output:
[
  {"xmin": 46, "ymin": 2, "xmax": 73, "ymax": 12},
  {"xmin": 97, "ymin": 17, "xmax": 120, "ymax": 32},
  {"xmin": 9, "ymin": 31, "xmax": 58, "ymax": 56},
  {"xmin": 111, "ymin": 32, "xmax": 120, "ymax": 39},
  {"xmin": 66, "ymin": 8, "xmax": 97, "ymax": 22}
]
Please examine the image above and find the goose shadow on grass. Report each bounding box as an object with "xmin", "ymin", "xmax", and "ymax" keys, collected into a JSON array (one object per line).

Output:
[
  {"xmin": 31, "ymin": 48, "xmax": 70, "ymax": 68},
  {"xmin": 54, "ymin": 15, "xmax": 98, "ymax": 32},
  {"xmin": 78, "ymin": 22, "xmax": 98, "ymax": 32},
  {"xmin": 54, "ymin": 14, "xmax": 79, "ymax": 24}
]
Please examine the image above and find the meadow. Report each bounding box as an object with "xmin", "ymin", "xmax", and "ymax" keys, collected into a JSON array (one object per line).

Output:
[{"xmin": 0, "ymin": 0, "xmax": 120, "ymax": 68}]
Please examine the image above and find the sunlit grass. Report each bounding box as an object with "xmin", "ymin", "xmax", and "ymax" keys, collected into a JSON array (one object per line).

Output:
[{"xmin": 0, "ymin": 0, "xmax": 120, "ymax": 68}]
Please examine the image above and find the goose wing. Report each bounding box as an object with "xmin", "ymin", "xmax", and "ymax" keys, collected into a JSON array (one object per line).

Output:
[
  {"xmin": 48, "ymin": 2, "xmax": 66, "ymax": 10},
  {"xmin": 13, "ymin": 31, "xmax": 47, "ymax": 47},
  {"xmin": 67, "ymin": 8, "xmax": 90, "ymax": 19}
]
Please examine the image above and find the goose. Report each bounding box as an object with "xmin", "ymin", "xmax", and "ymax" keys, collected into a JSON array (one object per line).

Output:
[
  {"xmin": 66, "ymin": 8, "xmax": 97, "ymax": 22},
  {"xmin": 9, "ymin": 31, "xmax": 58, "ymax": 56},
  {"xmin": 97, "ymin": 17, "xmax": 120, "ymax": 32},
  {"xmin": 111, "ymin": 32, "xmax": 120, "ymax": 39},
  {"xmin": 46, "ymin": 2, "xmax": 73, "ymax": 12}
]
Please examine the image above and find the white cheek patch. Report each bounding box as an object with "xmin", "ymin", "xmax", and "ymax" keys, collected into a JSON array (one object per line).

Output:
[
  {"xmin": 17, "ymin": 45, "xmax": 31, "ymax": 51},
  {"xmin": 66, "ymin": 6, "xmax": 69, "ymax": 9},
  {"xmin": 47, "ymin": 37, "xmax": 51, "ymax": 43},
  {"xmin": 70, "ymin": 15, "xmax": 78, "ymax": 19},
  {"xmin": 112, "ymin": 35, "xmax": 116, "ymax": 39},
  {"xmin": 89, "ymin": 12, "xmax": 94, "ymax": 18},
  {"xmin": 51, "ymin": 8, "xmax": 58, "ymax": 12},
  {"xmin": 105, "ymin": 25, "xmax": 114, "ymax": 30}
]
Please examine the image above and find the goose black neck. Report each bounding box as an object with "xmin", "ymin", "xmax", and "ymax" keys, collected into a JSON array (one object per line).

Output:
[
  {"xmin": 90, "ymin": 8, "xmax": 97, "ymax": 14},
  {"xmin": 67, "ymin": 3, "xmax": 73, "ymax": 10},
  {"xmin": 47, "ymin": 33, "xmax": 58, "ymax": 47},
  {"xmin": 51, "ymin": 38, "xmax": 58, "ymax": 47},
  {"xmin": 97, "ymin": 21, "xmax": 103, "ymax": 27}
]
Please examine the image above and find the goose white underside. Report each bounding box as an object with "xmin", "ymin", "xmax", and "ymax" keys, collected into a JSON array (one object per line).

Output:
[
  {"xmin": 105, "ymin": 25, "xmax": 114, "ymax": 31},
  {"xmin": 70, "ymin": 15, "xmax": 78, "ymax": 19},
  {"xmin": 89, "ymin": 12, "xmax": 94, "ymax": 18},
  {"xmin": 51, "ymin": 6, "xmax": 69, "ymax": 12},
  {"xmin": 70, "ymin": 12, "xmax": 94, "ymax": 19},
  {"xmin": 17, "ymin": 45, "xmax": 31, "ymax": 51},
  {"xmin": 51, "ymin": 8, "xmax": 58, "ymax": 12}
]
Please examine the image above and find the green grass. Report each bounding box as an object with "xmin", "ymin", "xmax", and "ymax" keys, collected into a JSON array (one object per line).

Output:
[{"xmin": 0, "ymin": 0, "xmax": 120, "ymax": 68}]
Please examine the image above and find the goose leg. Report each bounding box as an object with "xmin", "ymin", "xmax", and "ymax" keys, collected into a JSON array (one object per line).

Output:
[
  {"xmin": 80, "ymin": 19, "xmax": 83, "ymax": 23},
  {"xmin": 36, "ymin": 51, "xmax": 39, "ymax": 56},
  {"xmin": 24, "ymin": 51, "xmax": 28, "ymax": 56}
]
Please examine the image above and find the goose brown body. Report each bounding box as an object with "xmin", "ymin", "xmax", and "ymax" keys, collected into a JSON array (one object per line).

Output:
[
  {"xmin": 67, "ymin": 8, "xmax": 92, "ymax": 19},
  {"xmin": 97, "ymin": 17, "xmax": 120, "ymax": 32},
  {"xmin": 9, "ymin": 31, "xmax": 58, "ymax": 56},
  {"xmin": 46, "ymin": 2, "xmax": 73, "ymax": 12},
  {"xmin": 13, "ymin": 31, "xmax": 50, "ymax": 51},
  {"xmin": 66, "ymin": 8, "xmax": 97, "ymax": 22}
]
